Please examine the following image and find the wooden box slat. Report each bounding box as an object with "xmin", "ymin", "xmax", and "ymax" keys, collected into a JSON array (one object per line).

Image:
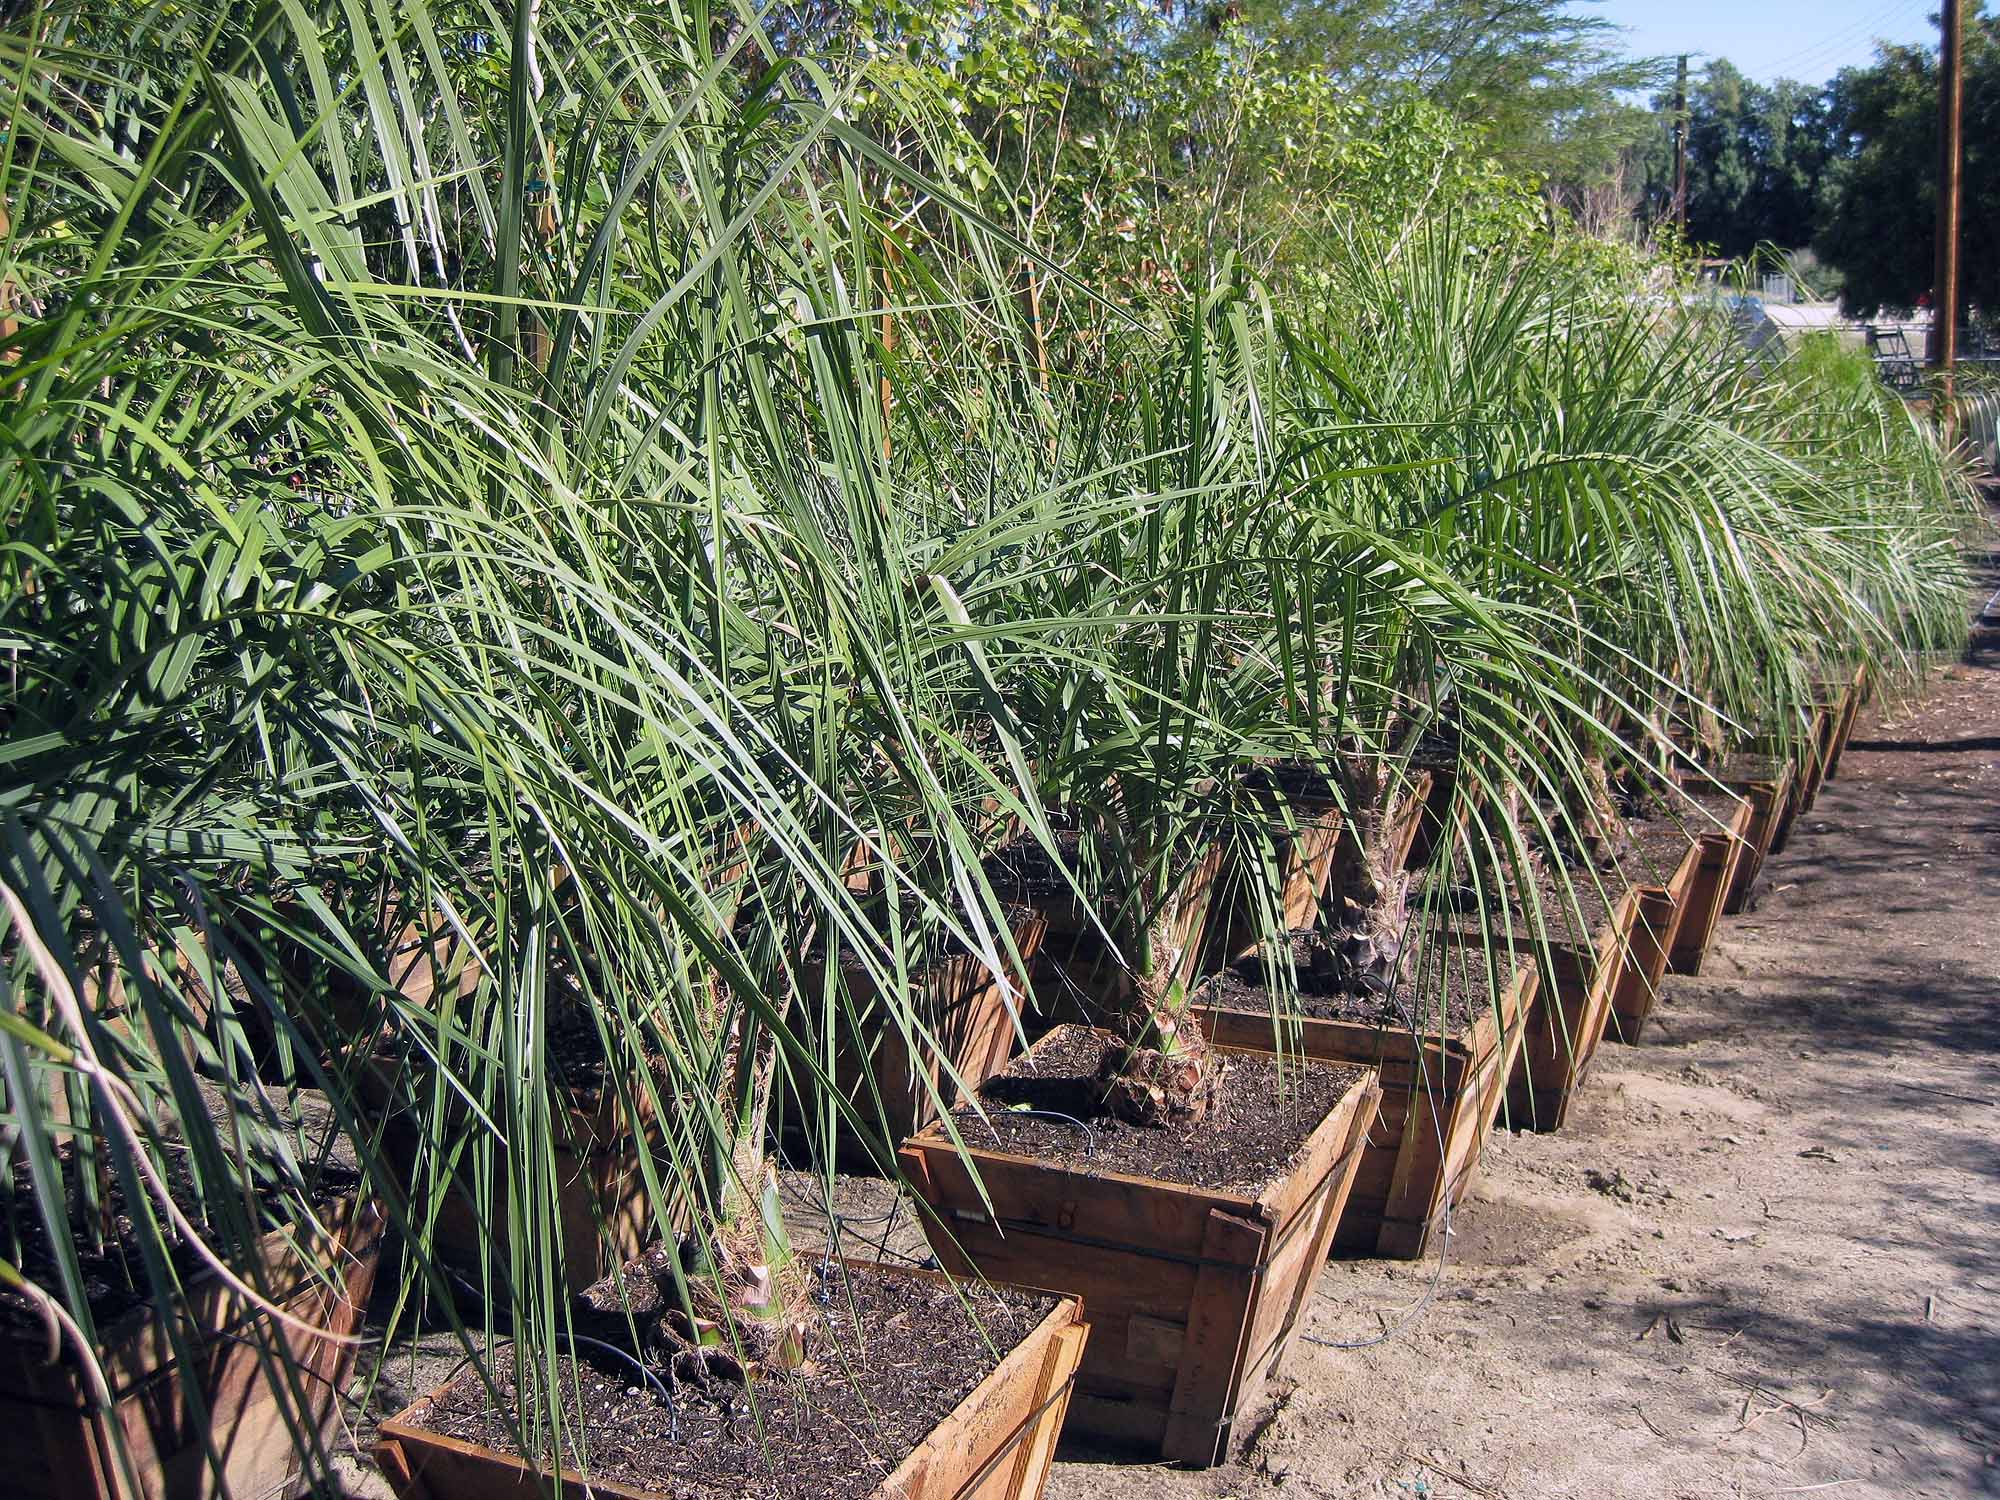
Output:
[
  {"xmin": 1666, "ymin": 793, "xmax": 1757, "ymax": 976},
  {"xmin": 0, "ymin": 1198, "xmax": 383, "ymax": 1500},
  {"xmin": 1493, "ymin": 892, "xmax": 1638, "ymax": 1133},
  {"xmin": 1820, "ymin": 666, "xmax": 1867, "ymax": 783},
  {"xmin": 1718, "ymin": 764, "xmax": 1796, "ymax": 916},
  {"xmin": 792, "ymin": 912, "xmax": 1047, "ymax": 1150},
  {"xmin": 1195, "ymin": 956, "xmax": 1536, "ymax": 1260},
  {"xmin": 1607, "ymin": 833, "xmax": 1706, "ymax": 1043},
  {"xmin": 900, "ymin": 1036, "xmax": 1379, "ymax": 1467},
  {"xmin": 1793, "ymin": 702, "xmax": 1840, "ymax": 821}
]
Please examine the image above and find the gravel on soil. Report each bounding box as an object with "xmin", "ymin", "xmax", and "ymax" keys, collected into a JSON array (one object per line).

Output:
[
  {"xmin": 406, "ymin": 1265, "xmax": 1055, "ymax": 1500},
  {"xmin": 950, "ymin": 1023, "xmax": 1368, "ymax": 1194}
]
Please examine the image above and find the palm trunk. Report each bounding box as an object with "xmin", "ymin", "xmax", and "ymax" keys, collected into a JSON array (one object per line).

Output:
[
  {"xmin": 1308, "ymin": 754, "xmax": 1414, "ymax": 995},
  {"xmin": 1100, "ymin": 898, "xmax": 1222, "ymax": 1128},
  {"xmin": 583, "ymin": 986, "xmax": 806, "ymax": 1383},
  {"xmin": 1562, "ymin": 749, "xmax": 1627, "ymax": 870}
]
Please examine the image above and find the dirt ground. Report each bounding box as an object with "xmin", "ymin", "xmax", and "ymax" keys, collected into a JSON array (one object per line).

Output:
[{"xmin": 336, "ymin": 533, "xmax": 2000, "ymax": 1500}]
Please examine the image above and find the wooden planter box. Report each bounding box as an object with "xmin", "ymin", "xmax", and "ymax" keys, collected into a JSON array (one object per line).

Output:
[
  {"xmin": 1400, "ymin": 761, "xmax": 1462, "ymax": 873},
  {"xmin": 899, "ymin": 1030, "xmax": 1379, "ymax": 1466},
  {"xmin": 177, "ymin": 888, "xmax": 467, "ymax": 1085},
  {"xmin": 790, "ymin": 912, "xmax": 1048, "ymax": 1149},
  {"xmin": 1357, "ymin": 767, "xmax": 1437, "ymax": 883},
  {"xmin": 1821, "ymin": 666, "xmax": 1867, "ymax": 782},
  {"xmin": 1664, "ymin": 792, "xmax": 1757, "ymax": 977},
  {"xmin": 1794, "ymin": 701, "xmax": 1841, "ymax": 818},
  {"xmin": 1712, "ymin": 759, "xmax": 1796, "ymax": 916},
  {"xmin": 1742, "ymin": 712, "xmax": 1826, "ymax": 853},
  {"xmin": 1195, "ymin": 955, "xmax": 1536, "ymax": 1259},
  {"xmin": 1, "ymin": 1197, "xmax": 383, "ymax": 1500},
  {"xmin": 1494, "ymin": 890, "xmax": 1638, "ymax": 1133},
  {"xmin": 1607, "ymin": 831, "xmax": 1705, "ymax": 1043},
  {"xmin": 373, "ymin": 1262, "xmax": 1087, "ymax": 1500},
  {"xmin": 1208, "ymin": 766, "xmax": 1438, "ymax": 966},
  {"xmin": 174, "ymin": 896, "xmax": 662, "ymax": 1297},
  {"xmin": 1207, "ymin": 786, "xmax": 1343, "ymax": 963},
  {"xmin": 351, "ymin": 909, "xmax": 687, "ymax": 1294}
]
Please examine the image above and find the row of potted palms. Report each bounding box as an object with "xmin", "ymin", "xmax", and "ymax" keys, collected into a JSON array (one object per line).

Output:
[{"xmin": 0, "ymin": 1, "xmax": 1974, "ymax": 1496}]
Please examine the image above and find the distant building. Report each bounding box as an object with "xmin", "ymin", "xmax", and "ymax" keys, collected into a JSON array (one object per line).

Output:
[
  {"xmin": 1732, "ymin": 297, "xmax": 1865, "ymax": 355},
  {"xmin": 1730, "ymin": 295, "xmax": 1930, "ymax": 391}
]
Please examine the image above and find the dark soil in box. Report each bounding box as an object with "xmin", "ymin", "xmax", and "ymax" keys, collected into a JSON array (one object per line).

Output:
[
  {"xmin": 1616, "ymin": 817, "xmax": 1698, "ymax": 887},
  {"xmin": 979, "ymin": 827, "xmax": 1090, "ymax": 906},
  {"xmin": 802, "ymin": 902, "xmax": 1043, "ymax": 975},
  {"xmin": 1681, "ymin": 783, "xmax": 1746, "ymax": 822},
  {"xmin": 541, "ymin": 999, "xmax": 623, "ymax": 1087},
  {"xmin": 1, "ymin": 1148, "xmax": 358, "ymax": 1330},
  {"xmin": 1210, "ymin": 934, "xmax": 1496, "ymax": 1033},
  {"xmin": 1421, "ymin": 851, "xmax": 1611, "ymax": 946},
  {"xmin": 415, "ymin": 1265, "xmax": 1057, "ymax": 1500},
  {"xmin": 1239, "ymin": 761, "xmax": 1341, "ymax": 802},
  {"xmin": 1713, "ymin": 752, "xmax": 1789, "ymax": 784},
  {"xmin": 983, "ymin": 826, "xmax": 1216, "ymax": 913},
  {"xmin": 955, "ymin": 1025, "xmax": 1367, "ymax": 1192}
]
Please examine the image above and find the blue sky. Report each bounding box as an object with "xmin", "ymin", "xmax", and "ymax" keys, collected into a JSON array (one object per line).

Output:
[{"xmin": 1593, "ymin": 0, "xmax": 1940, "ymax": 85}]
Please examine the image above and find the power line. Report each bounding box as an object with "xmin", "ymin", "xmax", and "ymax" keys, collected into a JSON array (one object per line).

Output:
[
  {"xmin": 1735, "ymin": 0, "xmax": 1932, "ymax": 84},
  {"xmin": 1746, "ymin": 0, "xmax": 1927, "ymax": 79}
]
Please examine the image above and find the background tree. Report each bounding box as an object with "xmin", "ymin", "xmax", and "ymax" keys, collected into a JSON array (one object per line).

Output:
[
  {"xmin": 1234, "ymin": 0, "xmax": 1665, "ymax": 201},
  {"xmin": 1816, "ymin": 9, "xmax": 1999, "ymax": 317},
  {"xmin": 1635, "ymin": 60, "xmax": 1834, "ymax": 257}
]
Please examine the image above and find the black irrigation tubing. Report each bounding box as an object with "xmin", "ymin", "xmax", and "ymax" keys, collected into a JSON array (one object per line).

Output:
[
  {"xmin": 567, "ymin": 1332, "xmax": 677, "ymax": 1422},
  {"xmin": 1301, "ymin": 1201, "xmax": 1454, "ymax": 1352},
  {"xmin": 984, "ymin": 1107, "xmax": 1099, "ymax": 1157},
  {"xmin": 438, "ymin": 1266, "xmax": 679, "ymax": 1435}
]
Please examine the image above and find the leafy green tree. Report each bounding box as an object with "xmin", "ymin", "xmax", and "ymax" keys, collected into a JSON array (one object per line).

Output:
[
  {"xmin": 1636, "ymin": 60, "xmax": 1835, "ymax": 256},
  {"xmin": 1817, "ymin": 9, "xmax": 2000, "ymax": 317},
  {"xmin": 1235, "ymin": 0, "xmax": 1666, "ymax": 191},
  {"xmin": 853, "ymin": 0, "xmax": 1554, "ymax": 363}
]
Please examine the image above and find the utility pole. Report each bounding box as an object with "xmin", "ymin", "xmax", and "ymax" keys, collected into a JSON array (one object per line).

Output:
[
  {"xmin": 1672, "ymin": 54, "xmax": 1690, "ymax": 235},
  {"xmin": 1928, "ymin": 0, "xmax": 1962, "ymax": 409}
]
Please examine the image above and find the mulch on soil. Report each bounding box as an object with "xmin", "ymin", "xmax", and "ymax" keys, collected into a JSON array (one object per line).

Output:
[
  {"xmin": 952, "ymin": 1023, "xmax": 1366, "ymax": 1193},
  {"xmin": 1211, "ymin": 932, "xmax": 1511, "ymax": 1035},
  {"xmin": 413, "ymin": 1265, "xmax": 1056, "ymax": 1500}
]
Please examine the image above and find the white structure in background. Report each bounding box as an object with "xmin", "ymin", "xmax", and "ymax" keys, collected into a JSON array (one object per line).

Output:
[
  {"xmin": 1736, "ymin": 298, "xmax": 1857, "ymax": 357},
  {"xmin": 1728, "ymin": 291, "xmax": 1994, "ymax": 472},
  {"xmin": 1963, "ymin": 386, "xmax": 2000, "ymax": 476},
  {"xmin": 1731, "ymin": 295, "xmax": 1932, "ymax": 388}
]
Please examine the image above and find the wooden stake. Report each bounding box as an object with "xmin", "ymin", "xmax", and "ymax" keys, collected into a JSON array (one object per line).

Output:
[
  {"xmin": 880, "ymin": 234, "xmax": 899, "ymax": 460},
  {"xmin": 1022, "ymin": 267, "xmax": 1050, "ymax": 395},
  {"xmin": 1672, "ymin": 55, "xmax": 1689, "ymax": 235},
  {"xmin": 1928, "ymin": 0, "xmax": 1962, "ymax": 429}
]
